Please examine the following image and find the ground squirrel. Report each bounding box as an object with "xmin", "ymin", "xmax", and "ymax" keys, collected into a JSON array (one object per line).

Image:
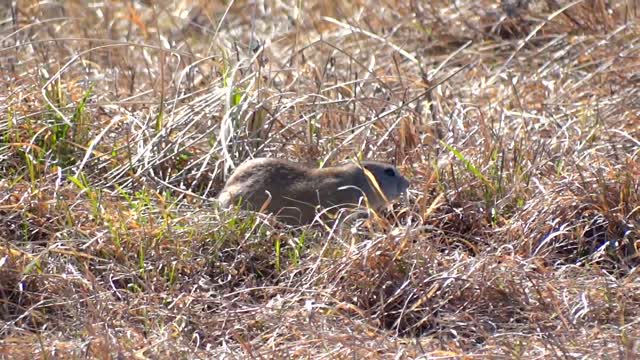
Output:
[{"xmin": 218, "ymin": 158, "xmax": 410, "ymax": 224}]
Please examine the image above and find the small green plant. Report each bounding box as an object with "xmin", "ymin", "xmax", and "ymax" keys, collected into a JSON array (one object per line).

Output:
[
  {"xmin": 288, "ymin": 230, "xmax": 307, "ymax": 265},
  {"xmin": 22, "ymin": 151, "xmax": 37, "ymax": 185},
  {"xmin": 164, "ymin": 262, "xmax": 177, "ymax": 286},
  {"xmin": 71, "ymin": 85, "xmax": 93, "ymax": 142},
  {"xmin": 441, "ymin": 141, "xmax": 495, "ymax": 191},
  {"xmin": 68, "ymin": 172, "xmax": 102, "ymax": 221},
  {"xmin": 274, "ymin": 236, "xmax": 282, "ymax": 272},
  {"xmin": 155, "ymin": 104, "xmax": 165, "ymax": 132},
  {"xmin": 442, "ymin": 140, "xmax": 499, "ymax": 216},
  {"xmin": 138, "ymin": 243, "xmax": 146, "ymax": 275}
]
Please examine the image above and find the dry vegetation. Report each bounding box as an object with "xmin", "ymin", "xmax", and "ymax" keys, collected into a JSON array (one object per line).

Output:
[{"xmin": 1, "ymin": 0, "xmax": 640, "ymax": 358}]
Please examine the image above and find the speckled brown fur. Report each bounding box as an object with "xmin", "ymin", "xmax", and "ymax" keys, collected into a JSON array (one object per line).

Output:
[{"xmin": 218, "ymin": 158, "xmax": 410, "ymax": 224}]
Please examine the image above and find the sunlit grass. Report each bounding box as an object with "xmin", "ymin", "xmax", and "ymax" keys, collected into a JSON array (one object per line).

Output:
[{"xmin": 0, "ymin": 0, "xmax": 638, "ymax": 358}]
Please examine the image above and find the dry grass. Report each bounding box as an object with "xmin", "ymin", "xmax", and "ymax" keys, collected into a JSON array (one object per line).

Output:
[{"xmin": 1, "ymin": 0, "xmax": 640, "ymax": 358}]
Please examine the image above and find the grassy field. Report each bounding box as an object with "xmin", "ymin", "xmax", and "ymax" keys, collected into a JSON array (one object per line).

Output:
[{"xmin": 1, "ymin": 0, "xmax": 640, "ymax": 358}]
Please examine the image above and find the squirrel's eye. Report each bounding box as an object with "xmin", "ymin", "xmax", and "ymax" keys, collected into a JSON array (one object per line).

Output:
[{"xmin": 384, "ymin": 168, "xmax": 396, "ymax": 177}]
